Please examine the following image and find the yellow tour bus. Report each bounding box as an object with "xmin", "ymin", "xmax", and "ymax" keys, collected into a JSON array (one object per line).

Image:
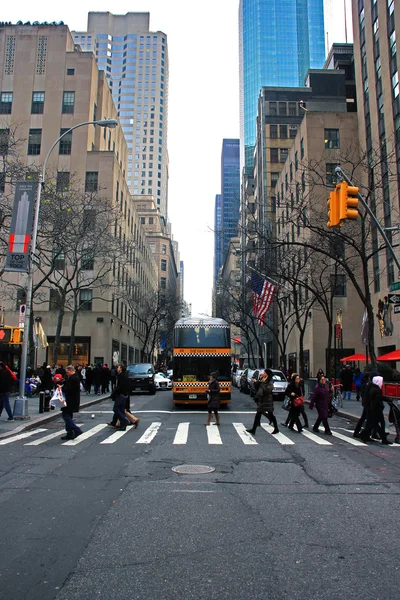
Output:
[{"xmin": 172, "ymin": 317, "xmax": 231, "ymax": 405}]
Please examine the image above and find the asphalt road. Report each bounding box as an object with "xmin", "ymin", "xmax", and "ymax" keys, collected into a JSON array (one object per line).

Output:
[{"xmin": 1, "ymin": 386, "xmax": 400, "ymax": 600}]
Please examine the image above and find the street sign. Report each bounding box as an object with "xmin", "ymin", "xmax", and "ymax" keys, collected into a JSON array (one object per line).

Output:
[
  {"xmin": 390, "ymin": 282, "xmax": 400, "ymax": 291},
  {"xmin": 388, "ymin": 294, "xmax": 400, "ymax": 304},
  {"xmin": 4, "ymin": 181, "xmax": 38, "ymax": 273},
  {"xmin": 19, "ymin": 304, "xmax": 26, "ymax": 328},
  {"xmin": 394, "ymin": 305, "xmax": 400, "ymax": 314}
]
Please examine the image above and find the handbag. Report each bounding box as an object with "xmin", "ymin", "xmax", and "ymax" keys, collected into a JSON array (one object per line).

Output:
[
  {"xmin": 282, "ymin": 397, "xmax": 290, "ymax": 411},
  {"xmin": 293, "ymin": 395, "xmax": 305, "ymax": 407}
]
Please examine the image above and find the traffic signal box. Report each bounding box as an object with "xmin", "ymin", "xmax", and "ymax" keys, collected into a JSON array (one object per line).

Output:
[
  {"xmin": 327, "ymin": 182, "xmax": 359, "ymax": 228},
  {"xmin": 0, "ymin": 327, "xmax": 24, "ymax": 344}
]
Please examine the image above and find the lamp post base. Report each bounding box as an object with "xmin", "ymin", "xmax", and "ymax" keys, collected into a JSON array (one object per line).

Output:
[{"xmin": 13, "ymin": 397, "xmax": 31, "ymax": 420}]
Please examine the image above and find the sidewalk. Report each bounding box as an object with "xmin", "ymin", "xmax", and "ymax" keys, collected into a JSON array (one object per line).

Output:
[{"xmin": 0, "ymin": 391, "xmax": 111, "ymax": 439}]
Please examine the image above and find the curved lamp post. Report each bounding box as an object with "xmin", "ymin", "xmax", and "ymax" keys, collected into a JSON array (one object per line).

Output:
[{"xmin": 15, "ymin": 119, "xmax": 118, "ymax": 417}]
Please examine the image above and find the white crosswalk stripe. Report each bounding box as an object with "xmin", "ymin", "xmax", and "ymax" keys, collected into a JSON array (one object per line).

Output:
[
  {"xmin": 328, "ymin": 430, "xmax": 367, "ymax": 446},
  {"xmin": 62, "ymin": 423, "xmax": 108, "ymax": 446},
  {"xmin": 261, "ymin": 424, "xmax": 295, "ymax": 445},
  {"xmin": 173, "ymin": 423, "xmax": 190, "ymax": 444},
  {"xmin": 136, "ymin": 422, "xmax": 161, "ymax": 444},
  {"xmin": 25, "ymin": 425, "xmax": 84, "ymax": 446},
  {"xmin": 300, "ymin": 429, "xmax": 333, "ymax": 445},
  {"xmin": 0, "ymin": 429, "xmax": 48, "ymax": 445},
  {"xmin": 100, "ymin": 427, "xmax": 131, "ymax": 444},
  {"xmin": 232, "ymin": 423, "xmax": 258, "ymax": 445},
  {"xmin": 206, "ymin": 424, "xmax": 223, "ymax": 444}
]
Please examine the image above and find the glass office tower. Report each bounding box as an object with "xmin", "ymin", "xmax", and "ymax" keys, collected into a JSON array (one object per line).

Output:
[
  {"xmin": 221, "ymin": 139, "xmax": 241, "ymax": 264},
  {"xmin": 214, "ymin": 194, "xmax": 223, "ymax": 285},
  {"xmin": 239, "ymin": 0, "xmax": 325, "ymax": 168}
]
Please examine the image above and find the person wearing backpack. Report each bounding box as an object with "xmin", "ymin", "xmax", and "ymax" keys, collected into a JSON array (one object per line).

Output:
[{"xmin": 0, "ymin": 362, "xmax": 15, "ymax": 421}]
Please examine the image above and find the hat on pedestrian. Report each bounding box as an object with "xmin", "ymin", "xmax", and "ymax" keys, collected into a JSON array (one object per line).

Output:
[{"xmin": 372, "ymin": 375, "xmax": 383, "ymax": 389}]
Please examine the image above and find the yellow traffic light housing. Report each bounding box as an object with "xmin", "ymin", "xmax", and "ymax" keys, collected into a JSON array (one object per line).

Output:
[
  {"xmin": 338, "ymin": 181, "xmax": 359, "ymax": 222},
  {"xmin": 12, "ymin": 328, "xmax": 24, "ymax": 344},
  {"xmin": 327, "ymin": 188, "xmax": 340, "ymax": 228}
]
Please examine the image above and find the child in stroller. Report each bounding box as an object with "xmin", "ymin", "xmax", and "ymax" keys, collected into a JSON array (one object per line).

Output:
[{"xmin": 386, "ymin": 398, "xmax": 400, "ymax": 444}]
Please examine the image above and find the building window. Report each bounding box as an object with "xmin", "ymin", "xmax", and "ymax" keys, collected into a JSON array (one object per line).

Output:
[
  {"xmin": 324, "ymin": 128, "xmax": 340, "ymax": 149},
  {"xmin": 59, "ymin": 129, "xmax": 72, "ymax": 155},
  {"xmin": 83, "ymin": 209, "xmax": 96, "ymax": 231},
  {"xmin": 67, "ymin": 68, "xmax": 75, "ymax": 75},
  {"xmin": 148, "ymin": 216, "xmax": 154, "ymax": 224},
  {"xmin": 85, "ymin": 171, "xmax": 98, "ymax": 192},
  {"xmin": 56, "ymin": 171, "xmax": 70, "ymax": 192},
  {"xmin": 62, "ymin": 91, "xmax": 75, "ymax": 114},
  {"xmin": 326, "ymin": 163, "xmax": 340, "ymax": 185},
  {"xmin": 288, "ymin": 102, "xmax": 297, "ymax": 116},
  {"xmin": 140, "ymin": 216, "xmax": 145, "ymax": 224},
  {"xmin": 295, "ymin": 151, "xmax": 298, "ymax": 170},
  {"xmin": 49, "ymin": 289, "xmax": 62, "ymax": 310},
  {"xmin": 160, "ymin": 277, "xmax": 166, "ymax": 290},
  {"xmin": 27, "ymin": 129, "xmax": 42, "ymax": 155},
  {"xmin": 280, "ymin": 148, "xmax": 288, "ymax": 163},
  {"xmin": 81, "ymin": 252, "xmax": 94, "ymax": 271},
  {"xmin": 280, "ymin": 125, "xmax": 288, "ymax": 138},
  {"xmin": 270, "ymin": 124, "xmax": 278, "ymax": 139},
  {"xmin": 53, "ymin": 251, "xmax": 65, "ymax": 270},
  {"xmin": 161, "ymin": 259, "xmax": 167, "ymax": 271},
  {"xmin": 330, "ymin": 273, "xmax": 346, "ymax": 296},
  {"xmin": 289, "ymin": 126, "xmax": 297, "ymax": 139},
  {"xmin": 0, "ymin": 92, "xmax": 12, "ymax": 114},
  {"xmin": 300, "ymin": 138, "xmax": 304, "ymax": 159},
  {"xmin": 271, "ymin": 172, "xmax": 279, "ymax": 188},
  {"xmin": 270, "ymin": 148, "xmax": 279, "ymax": 162},
  {"xmin": 31, "ymin": 92, "xmax": 45, "ymax": 114},
  {"xmin": 278, "ymin": 102, "xmax": 287, "ymax": 116},
  {"xmin": 0, "ymin": 129, "xmax": 9, "ymax": 155},
  {"xmin": 80, "ymin": 289, "xmax": 93, "ymax": 311},
  {"xmin": 162, "ymin": 244, "xmax": 167, "ymax": 254},
  {"xmin": 269, "ymin": 102, "xmax": 277, "ymax": 115}
]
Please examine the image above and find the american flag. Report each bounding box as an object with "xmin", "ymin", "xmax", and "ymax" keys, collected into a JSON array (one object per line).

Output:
[{"xmin": 251, "ymin": 272, "xmax": 276, "ymax": 326}]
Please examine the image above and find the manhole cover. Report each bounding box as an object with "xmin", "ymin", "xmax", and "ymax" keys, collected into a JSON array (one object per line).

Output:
[{"xmin": 172, "ymin": 464, "xmax": 215, "ymax": 474}]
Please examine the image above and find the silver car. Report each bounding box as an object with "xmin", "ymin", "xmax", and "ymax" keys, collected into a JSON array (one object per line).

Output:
[{"xmin": 270, "ymin": 369, "xmax": 288, "ymax": 400}]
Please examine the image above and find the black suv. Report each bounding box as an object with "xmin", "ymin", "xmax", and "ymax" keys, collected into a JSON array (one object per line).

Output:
[{"xmin": 127, "ymin": 363, "xmax": 157, "ymax": 395}]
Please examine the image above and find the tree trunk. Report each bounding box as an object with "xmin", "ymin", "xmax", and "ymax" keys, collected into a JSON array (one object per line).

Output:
[
  {"xmin": 68, "ymin": 295, "xmax": 79, "ymax": 364},
  {"xmin": 52, "ymin": 293, "xmax": 66, "ymax": 365}
]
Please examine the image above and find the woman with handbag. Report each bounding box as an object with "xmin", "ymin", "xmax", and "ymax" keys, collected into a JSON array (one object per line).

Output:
[
  {"xmin": 205, "ymin": 371, "xmax": 221, "ymax": 425},
  {"xmin": 246, "ymin": 369, "xmax": 279, "ymax": 435},
  {"xmin": 309, "ymin": 375, "xmax": 332, "ymax": 435},
  {"xmin": 282, "ymin": 374, "xmax": 308, "ymax": 429},
  {"xmin": 285, "ymin": 373, "xmax": 305, "ymax": 433}
]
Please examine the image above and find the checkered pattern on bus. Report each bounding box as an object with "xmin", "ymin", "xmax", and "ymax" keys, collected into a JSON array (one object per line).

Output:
[
  {"xmin": 173, "ymin": 351, "xmax": 230, "ymax": 357},
  {"xmin": 173, "ymin": 382, "xmax": 231, "ymax": 388}
]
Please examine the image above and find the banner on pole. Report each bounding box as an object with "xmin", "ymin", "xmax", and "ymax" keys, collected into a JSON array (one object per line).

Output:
[{"xmin": 4, "ymin": 181, "xmax": 38, "ymax": 273}]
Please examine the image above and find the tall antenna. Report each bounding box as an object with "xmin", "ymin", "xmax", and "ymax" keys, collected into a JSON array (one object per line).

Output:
[
  {"xmin": 344, "ymin": 0, "xmax": 348, "ymax": 43},
  {"xmin": 326, "ymin": 31, "xmax": 329, "ymax": 55}
]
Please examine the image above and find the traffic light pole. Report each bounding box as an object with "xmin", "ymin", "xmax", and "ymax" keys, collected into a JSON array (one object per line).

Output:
[{"xmin": 335, "ymin": 167, "xmax": 400, "ymax": 276}]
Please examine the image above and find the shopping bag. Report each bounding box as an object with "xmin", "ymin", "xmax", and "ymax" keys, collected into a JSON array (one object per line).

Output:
[{"xmin": 49, "ymin": 386, "xmax": 67, "ymax": 409}]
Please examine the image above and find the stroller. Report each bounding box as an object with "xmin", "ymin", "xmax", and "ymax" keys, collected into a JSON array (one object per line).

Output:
[{"xmin": 385, "ymin": 398, "xmax": 400, "ymax": 444}]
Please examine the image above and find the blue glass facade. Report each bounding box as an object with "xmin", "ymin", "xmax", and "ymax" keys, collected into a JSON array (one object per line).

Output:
[
  {"xmin": 221, "ymin": 139, "xmax": 240, "ymax": 267},
  {"xmin": 214, "ymin": 194, "xmax": 223, "ymax": 285},
  {"xmin": 239, "ymin": 0, "xmax": 325, "ymax": 167}
]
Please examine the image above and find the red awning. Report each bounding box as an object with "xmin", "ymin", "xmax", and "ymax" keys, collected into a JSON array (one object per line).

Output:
[
  {"xmin": 339, "ymin": 353, "xmax": 369, "ymax": 362},
  {"xmin": 377, "ymin": 349, "xmax": 400, "ymax": 361}
]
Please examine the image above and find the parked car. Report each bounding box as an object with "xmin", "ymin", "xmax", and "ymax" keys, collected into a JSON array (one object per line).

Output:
[
  {"xmin": 233, "ymin": 369, "xmax": 244, "ymax": 388},
  {"xmin": 239, "ymin": 368, "xmax": 255, "ymax": 394},
  {"xmin": 155, "ymin": 372, "xmax": 172, "ymax": 390},
  {"xmin": 248, "ymin": 369, "xmax": 288, "ymax": 400},
  {"xmin": 127, "ymin": 363, "xmax": 157, "ymax": 395}
]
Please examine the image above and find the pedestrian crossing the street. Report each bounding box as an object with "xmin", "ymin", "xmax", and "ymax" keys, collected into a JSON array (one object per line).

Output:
[{"xmin": 0, "ymin": 421, "xmax": 399, "ymax": 449}]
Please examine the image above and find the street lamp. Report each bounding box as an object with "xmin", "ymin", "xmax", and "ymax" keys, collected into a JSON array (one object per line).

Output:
[{"xmin": 14, "ymin": 118, "xmax": 118, "ymax": 418}]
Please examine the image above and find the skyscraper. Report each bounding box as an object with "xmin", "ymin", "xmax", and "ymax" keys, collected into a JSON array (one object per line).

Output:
[
  {"xmin": 221, "ymin": 139, "xmax": 241, "ymax": 261},
  {"xmin": 239, "ymin": 0, "xmax": 326, "ymax": 168},
  {"xmin": 72, "ymin": 12, "xmax": 169, "ymax": 218},
  {"xmin": 214, "ymin": 194, "xmax": 222, "ymax": 285}
]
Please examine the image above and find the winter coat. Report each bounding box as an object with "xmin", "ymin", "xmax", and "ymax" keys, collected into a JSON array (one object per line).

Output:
[
  {"xmin": 207, "ymin": 379, "xmax": 220, "ymax": 410},
  {"xmin": 364, "ymin": 383, "xmax": 384, "ymax": 417},
  {"xmin": 0, "ymin": 367, "xmax": 13, "ymax": 393},
  {"xmin": 310, "ymin": 382, "xmax": 330, "ymax": 419},
  {"xmin": 41, "ymin": 368, "xmax": 53, "ymax": 390},
  {"xmin": 113, "ymin": 371, "xmax": 130, "ymax": 398},
  {"xmin": 255, "ymin": 380, "xmax": 274, "ymax": 413},
  {"xmin": 285, "ymin": 381, "xmax": 304, "ymax": 404},
  {"xmin": 340, "ymin": 368, "xmax": 354, "ymax": 391},
  {"xmin": 62, "ymin": 373, "xmax": 81, "ymax": 412},
  {"xmin": 353, "ymin": 371, "xmax": 363, "ymax": 387}
]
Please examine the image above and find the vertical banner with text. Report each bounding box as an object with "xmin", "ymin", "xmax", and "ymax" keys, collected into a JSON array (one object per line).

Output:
[{"xmin": 4, "ymin": 181, "xmax": 38, "ymax": 273}]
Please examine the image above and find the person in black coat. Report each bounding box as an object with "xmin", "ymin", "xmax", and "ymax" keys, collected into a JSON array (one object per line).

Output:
[
  {"xmin": 108, "ymin": 365, "xmax": 134, "ymax": 431},
  {"xmin": 0, "ymin": 362, "xmax": 14, "ymax": 421},
  {"xmin": 61, "ymin": 365, "xmax": 82, "ymax": 440},
  {"xmin": 40, "ymin": 366, "xmax": 53, "ymax": 392},
  {"xmin": 340, "ymin": 364, "xmax": 354, "ymax": 400},
  {"xmin": 284, "ymin": 374, "xmax": 305, "ymax": 433},
  {"xmin": 353, "ymin": 372, "xmax": 372, "ymax": 438},
  {"xmin": 93, "ymin": 364, "xmax": 102, "ymax": 394},
  {"xmin": 246, "ymin": 369, "xmax": 279, "ymax": 435},
  {"xmin": 205, "ymin": 371, "xmax": 221, "ymax": 425},
  {"xmin": 360, "ymin": 376, "xmax": 392, "ymax": 444}
]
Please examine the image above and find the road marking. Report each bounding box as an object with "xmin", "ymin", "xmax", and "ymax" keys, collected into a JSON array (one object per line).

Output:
[
  {"xmin": 0, "ymin": 428, "xmax": 48, "ymax": 445},
  {"xmin": 100, "ymin": 427, "xmax": 131, "ymax": 444},
  {"xmin": 25, "ymin": 425, "xmax": 84, "ymax": 445},
  {"xmin": 62, "ymin": 424, "xmax": 108, "ymax": 445},
  {"xmin": 173, "ymin": 422, "xmax": 190, "ymax": 444},
  {"xmin": 301, "ymin": 429, "xmax": 333, "ymax": 445},
  {"xmin": 206, "ymin": 424, "xmax": 223, "ymax": 444},
  {"xmin": 232, "ymin": 423, "xmax": 258, "ymax": 445},
  {"xmin": 136, "ymin": 422, "xmax": 162, "ymax": 444},
  {"xmin": 261, "ymin": 424, "xmax": 295, "ymax": 445},
  {"xmin": 329, "ymin": 430, "xmax": 367, "ymax": 446}
]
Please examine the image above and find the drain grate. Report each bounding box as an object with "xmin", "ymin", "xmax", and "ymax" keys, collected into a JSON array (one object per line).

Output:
[{"xmin": 172, "ymin": 464, "xmax": 215, "ymax": 474}]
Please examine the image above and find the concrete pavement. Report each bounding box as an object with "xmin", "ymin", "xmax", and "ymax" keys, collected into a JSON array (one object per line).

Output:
[{"xmin": 0, "ymin": 391, "xmax": 111, "ymax": 439}]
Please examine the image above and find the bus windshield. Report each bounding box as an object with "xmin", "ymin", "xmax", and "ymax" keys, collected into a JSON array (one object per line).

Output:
[
  {"xmin": 173, "ymin": 356, "xmax": 231, "ymax": 382},
  {"xmin": 174, "ymin": 326, "xmax": 230, "ymax": 348}
]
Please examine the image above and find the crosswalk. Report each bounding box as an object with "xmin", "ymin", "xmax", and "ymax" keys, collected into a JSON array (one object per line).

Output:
[{"xmin": 0, "ymin": 422, "xmax": 399, "ymax": 449}]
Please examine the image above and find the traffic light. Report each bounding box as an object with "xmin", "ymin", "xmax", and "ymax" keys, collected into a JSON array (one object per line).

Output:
[
  {"xmin": 0, "ymin": 328, "xmax": 12, "ymax": 343},
  {"xmin": 338, "ymin": 181, "xmax": 359, "ymax": 222},
  {"xmin": 12, "ymin": 328, "xmax": 23, "ymax": 344},
  {"xmin": 0, "ymin": 327, "xmax": 23, "ymax": 344},
  {"xmin": 327, "ymin": 187, "xmax": 340, "ymax": 228}
]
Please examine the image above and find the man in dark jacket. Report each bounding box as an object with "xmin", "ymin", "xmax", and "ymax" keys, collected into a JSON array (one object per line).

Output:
[
  {"xmin": 340, "ymin": 364, "xmax": 354, "ymax": 400},
  {"xmin": 0, "ymin": 362, "xmax": 14, "ymax": 421},
  {"xmin": 109, "ymin": 364, "xmax": 130, "ymax": 431},
  {"xmin": 360, "ymin": 376, "xmax": 392, "ymax": 444},
  {"xmin": 246, "ymin": 369, "xmax": 279, "ymax": 435},
  {"xmin": 61, "ymin": 365, "xmax": 82, "ymax": 440}
]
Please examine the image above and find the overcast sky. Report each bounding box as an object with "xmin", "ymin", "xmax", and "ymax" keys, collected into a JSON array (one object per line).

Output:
[{"xmin": 3, "ymin": 1, "xmax": 353, "ymax": 318}]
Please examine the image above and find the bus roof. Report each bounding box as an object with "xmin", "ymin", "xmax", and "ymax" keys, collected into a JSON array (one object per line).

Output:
[{"xmin": 174, "ymin": 317, "xmax": 229, "ymax": 328}]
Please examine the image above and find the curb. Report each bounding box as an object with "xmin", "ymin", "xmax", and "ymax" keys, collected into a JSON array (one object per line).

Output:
[{"xmin": 0, "ymin": 395, "xmax": 111, "ymax": 439}]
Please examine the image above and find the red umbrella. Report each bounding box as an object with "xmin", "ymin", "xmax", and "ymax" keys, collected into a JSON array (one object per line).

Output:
[
  {"xmin": 339, "ymin": 353, "xmax": 369, "ymax": 362},
  {"xmin": 377, "ymin": 349, "xmax": 400, "ymax": 361}
]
